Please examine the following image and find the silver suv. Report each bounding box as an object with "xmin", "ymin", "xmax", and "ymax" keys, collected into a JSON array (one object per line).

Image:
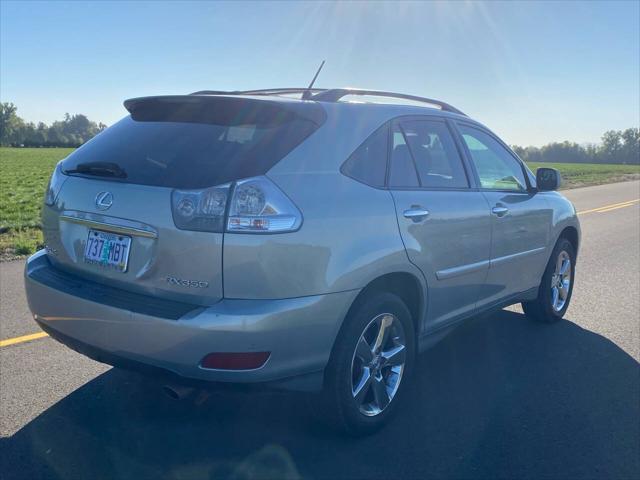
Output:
[{"xmin": 24, "ymin": 88, "xmax": 580, "ymax": 434}]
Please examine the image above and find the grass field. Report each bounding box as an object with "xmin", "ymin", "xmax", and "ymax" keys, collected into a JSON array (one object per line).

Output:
[
  {"xmin": 1, "ymin": 147, "xmax": 639, "ymax": 258},
  {"xmin": 0, "ymin": 148, "xmax": 74, "ymax": 258}
]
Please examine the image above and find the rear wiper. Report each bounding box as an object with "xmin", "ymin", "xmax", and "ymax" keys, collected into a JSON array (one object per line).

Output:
[{"xmin": 63, "ymin": 162, "xmax": 127, "ymax": 178}]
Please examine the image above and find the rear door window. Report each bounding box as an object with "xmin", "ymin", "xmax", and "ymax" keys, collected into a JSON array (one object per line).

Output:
[
  {"xmin": 61, "ymin": 98, "xmax": 323, "ymax": 189},
  {"xmin": 398, "ymin": 120, "xmax": 469, "ymax": 189}
]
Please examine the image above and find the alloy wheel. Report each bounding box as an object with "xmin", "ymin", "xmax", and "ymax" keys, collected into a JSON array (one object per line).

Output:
[
  {"xmin": 350, "ymin": 313, "xmax": 407, "ymax": 416},
  {"xmin": 551, "ymin": 250, "xmax": 572, "ymax": 312}
]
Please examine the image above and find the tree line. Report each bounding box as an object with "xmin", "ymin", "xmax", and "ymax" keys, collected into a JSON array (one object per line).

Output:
[
  {"xmin": 0, "ymin": 102, "xmax": 106, "ymax": 148},
  {"xmin": 1, "ymin": 101, "xmax": 638, "ymax": 164},
  {"xmin": 513, "ymin": 128, "xmax": 639, "ymax": 165}
]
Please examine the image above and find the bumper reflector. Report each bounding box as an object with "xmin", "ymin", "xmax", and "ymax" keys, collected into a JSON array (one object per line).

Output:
[{"xmin": 200, "ymin": 352, "xmax": 270, "ymax": 370}]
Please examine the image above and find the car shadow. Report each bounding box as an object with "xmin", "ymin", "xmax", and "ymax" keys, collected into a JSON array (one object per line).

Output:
[{"xmin": 1, "ymin": 310, "xmax": 639, "ymax": 480}]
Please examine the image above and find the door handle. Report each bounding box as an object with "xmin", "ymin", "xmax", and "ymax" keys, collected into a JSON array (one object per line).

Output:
[
  {"xmin": 492, "ymin": 206, "xmax": 509, "ymax": 217},
  {"xmin": 403, "ymin": 208, "xmax": 430, "ymax": 222}
]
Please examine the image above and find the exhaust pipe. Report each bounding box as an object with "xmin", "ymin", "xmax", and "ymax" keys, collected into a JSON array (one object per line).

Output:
[{"xmin": 162, "ymin": 384, "xmax": 194, "ymax": 400}]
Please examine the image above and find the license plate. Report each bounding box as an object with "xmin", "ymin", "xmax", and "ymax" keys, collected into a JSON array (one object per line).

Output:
[{"xmin": 83, "ymin": 229, "xmax": 131, "ymax": 272}]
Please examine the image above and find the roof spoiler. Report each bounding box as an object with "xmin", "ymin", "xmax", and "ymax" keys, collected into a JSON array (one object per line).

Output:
[{"xmin": 123, "ymin": 95, "xmax": 327, "ymax": 126}]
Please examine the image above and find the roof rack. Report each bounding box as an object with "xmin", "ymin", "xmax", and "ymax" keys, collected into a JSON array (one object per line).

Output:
[
  {"xmin": 189, "ymin": 88, "xmax": 465, "ymax": 116},
  {"xmin": 311, "ymin": 89, "xmax": 465, "ymax": 115},
  {"xmin": 190, "ymin": 88, "xmax": 325, "ymax": 96}
]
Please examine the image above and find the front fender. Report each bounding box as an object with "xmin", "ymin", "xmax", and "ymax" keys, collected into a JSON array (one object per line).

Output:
[{"xmin": 544, "ymin": 191, "xmax": 581, "ymax": 259}]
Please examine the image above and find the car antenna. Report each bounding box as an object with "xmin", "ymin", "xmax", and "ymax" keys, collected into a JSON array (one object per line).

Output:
[{"xmin": 301, "ymin": 60, "xmax": 325, "ymax": 100}]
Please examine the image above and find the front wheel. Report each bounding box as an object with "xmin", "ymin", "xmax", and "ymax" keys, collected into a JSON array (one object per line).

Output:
[
  {"xmin": 522, "ymin": 238, "xmax": 576, "ymax": 323},
  {"xmin": 319, "ymin": 292, "xmax": 415, "ymax": 435}
]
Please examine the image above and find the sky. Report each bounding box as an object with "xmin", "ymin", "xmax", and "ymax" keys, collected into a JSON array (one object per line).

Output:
[{"xmin": 1, "ymin": 1, "xmax": 638, "ymax": 147}]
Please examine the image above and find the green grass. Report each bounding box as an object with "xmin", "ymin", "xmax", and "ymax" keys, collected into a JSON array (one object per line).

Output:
[
  {"xmin": 0, "ymin": 147, "xmax": 74, "ymax": 258},
  {"xmin": 0, "ymin": 147, "xmax": 638, "ymax": 258}
]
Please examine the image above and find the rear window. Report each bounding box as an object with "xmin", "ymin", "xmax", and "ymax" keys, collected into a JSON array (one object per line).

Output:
[{"xmin": 61, "ymin": 98, "xmax": 323, "ymax": 189}]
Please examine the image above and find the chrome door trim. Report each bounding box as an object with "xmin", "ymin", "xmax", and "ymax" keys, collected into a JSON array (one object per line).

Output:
[
  {"xmin": 436, "ymin": 259, "xmax": 490, "ymax": 280},
  {"xmin": 60, "ymin": 215, "xmax": 158, "ymax": 239},
  {"xmin": 491, "ymin": 206, "xmax": 509, "ymax": 217},
  {"xmin": 403, "ymin": 208, "xmax": 430, "ymax": 221},
  {"xmin": 489, "ymin": 246, "xmax": 546, "ymax": 268}
]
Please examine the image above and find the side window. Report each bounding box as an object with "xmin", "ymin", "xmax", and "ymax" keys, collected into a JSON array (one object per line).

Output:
[
  {"xmin": 399, "ymin": 120, "xmax": 469, "ymax": 188},
  {"xmin": 341, "ymin": 124, "xmax": 388, "ymax": 187},
  {"xmin": 389, "ymin": 123, "xmax": 419, "ymax": 187},
  {"xmin": 458, "ymin": 125, "xmax": 528, "ymax": 191}
]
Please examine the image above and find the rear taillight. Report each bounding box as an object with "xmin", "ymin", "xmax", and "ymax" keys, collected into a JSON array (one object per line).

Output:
[
  {"xmin": 44, "ymin": 162, "xmax": 67, "ymax": 206},
  {"xmin": 226, "ymin": 177, "xmax": 302, "ymax": 233},
  {"xmin": 171, "ymin": 176, "xmax": 302, "ymax": 234}
]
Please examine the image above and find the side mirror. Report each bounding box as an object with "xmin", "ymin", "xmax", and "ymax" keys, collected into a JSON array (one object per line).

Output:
[{"xmin": 536, "ymin": 167, "xmax": 561, "ymax": 191}]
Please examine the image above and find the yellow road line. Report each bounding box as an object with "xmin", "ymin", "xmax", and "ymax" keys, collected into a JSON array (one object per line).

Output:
[
  {"xmin": 597, "ymin": 203, "xmax": 639, "ymax": 213},
  {"xmin": 577, "ymin": 199, "xmax": 639, "ymax": 215},
  {"xmin": 0, "ymin": 331, "xmax": 49, "ymax": 348}
]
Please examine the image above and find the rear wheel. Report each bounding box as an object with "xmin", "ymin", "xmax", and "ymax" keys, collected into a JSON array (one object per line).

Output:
[
  {"xmin": 522, "ymin": 238, "xmax": 576, "ymax": 323},
  {"xmin": 320, "ymin": 292, "xmax": 415, "ymax": 435}
]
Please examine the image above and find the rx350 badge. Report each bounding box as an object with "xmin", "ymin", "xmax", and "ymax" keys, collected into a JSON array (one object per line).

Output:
[{"xmin": 166, "ymin": 276, "xmax": 209, "ymax": 288}]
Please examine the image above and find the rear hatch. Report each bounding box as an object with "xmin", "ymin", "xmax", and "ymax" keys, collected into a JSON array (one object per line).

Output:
[{"xmin": 43, "ymin": 95, "xmax": 325, "ymax": 306}]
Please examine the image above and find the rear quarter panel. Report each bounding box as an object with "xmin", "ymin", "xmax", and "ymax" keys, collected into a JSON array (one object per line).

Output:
[
  {"xmin": 223, "ymin": 171, "xmax": 423, "ymax": 299},
  {"xmin": 222, "ymin": 104, "xmax": 425, "ymax": 301}
]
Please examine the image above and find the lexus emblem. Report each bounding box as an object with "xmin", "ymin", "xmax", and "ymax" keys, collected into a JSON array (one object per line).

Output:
[{"xmin": 95, "ymin": 191, "xmax": 113, "ymax": 210}]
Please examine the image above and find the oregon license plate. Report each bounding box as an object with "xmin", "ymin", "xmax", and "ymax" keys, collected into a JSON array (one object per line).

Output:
[{"xmin": 84, "ymin": 229, "xmax": 131, "ymax": 272}]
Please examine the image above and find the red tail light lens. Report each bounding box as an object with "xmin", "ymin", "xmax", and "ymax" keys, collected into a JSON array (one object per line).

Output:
[{"xmin": 200, "ymin": 352, "xmax": 270, "ymax": 370}]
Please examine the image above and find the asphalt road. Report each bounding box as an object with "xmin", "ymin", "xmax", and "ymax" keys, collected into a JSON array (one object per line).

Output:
[{"xmin": 1, "ymin": 181, "xmax": 639, "ymax": 480}]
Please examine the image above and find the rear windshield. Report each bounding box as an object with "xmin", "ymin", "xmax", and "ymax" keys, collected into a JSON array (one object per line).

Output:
[{"xmin": 61, "ymin": 99, "xmax": 322, "ymax": 189}]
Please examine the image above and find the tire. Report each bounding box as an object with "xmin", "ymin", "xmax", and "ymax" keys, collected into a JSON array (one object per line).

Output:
[
  {"xmin": 522, "ymin": 237, "xmax": 576, "ymax": 323},
  {"xmin": 319, "ymin": 292, "xmax": 416, "ymax": 435}
]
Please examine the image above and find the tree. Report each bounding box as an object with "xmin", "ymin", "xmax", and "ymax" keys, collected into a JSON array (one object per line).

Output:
[
  {"xmin": 514, "ymin": 128, "xmax": 639, "ymax": 165},
  {"xmin": 620, "ymin": 128, "xmax": 639, "ymax": 164},
  {"xmin": 601, "ymin": 130, "xmax": 623, "ymax": 163},
  {"xmin": 21, "ymin": 122, "xmax": 39, "ymax": 147},
  {"xmin": 0, "ymin": 103, "xmax": 107, "ymax": 147},
  {"xmin": 0, "ymin": 103, "xmax": 25, "ymax": 146},
  {"xmin": 540, "ymin": 141, "xmax": 588, "ymax": 164},
  {"xmin": 46, "ymin": 121, "xmax": 68, "ymax": 146}
]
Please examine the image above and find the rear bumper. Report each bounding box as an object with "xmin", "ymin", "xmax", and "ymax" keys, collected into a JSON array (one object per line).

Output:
[{"xmin": 24, "ymin": 250, "xmax": 358, "ymax": 391}]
